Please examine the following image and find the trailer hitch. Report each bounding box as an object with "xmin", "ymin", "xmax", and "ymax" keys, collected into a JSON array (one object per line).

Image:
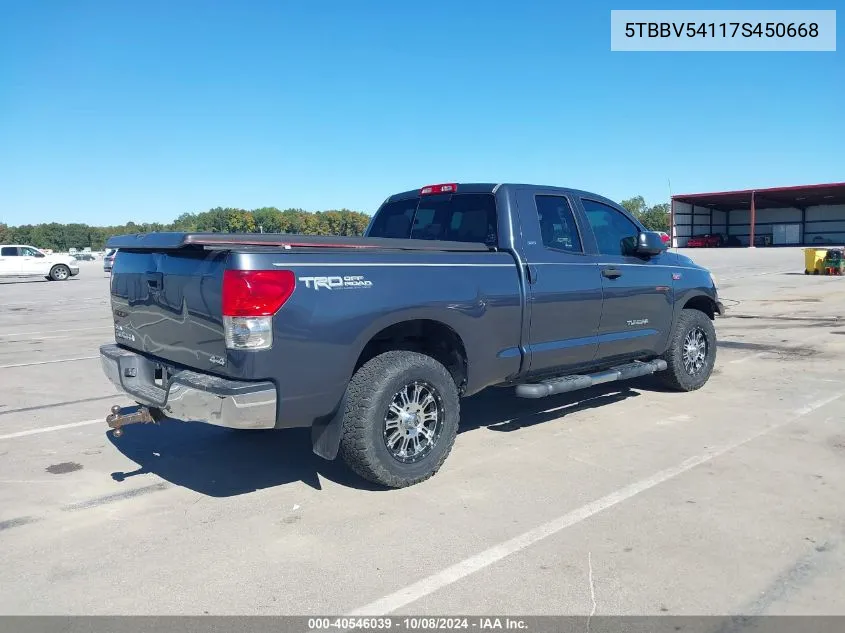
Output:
[{"xmin": 106, "ymin": 405, "xmax": 161, "ymax": 437}]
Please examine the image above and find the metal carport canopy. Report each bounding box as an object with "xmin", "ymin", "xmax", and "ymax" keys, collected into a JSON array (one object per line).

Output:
[{"xmin": 671, "ymin": 182, "xmax": 845, "ymax": 246}]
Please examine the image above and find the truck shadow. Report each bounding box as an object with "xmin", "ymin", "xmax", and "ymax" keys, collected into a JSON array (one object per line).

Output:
[
  {"xmin": 106, "ymin": 382, "xmax": 646, "ymax": 496},
  {"xmin": 107, "ymin": 424, "xmax": 373, "ymax": 495},
  {"xmin": 459, "ymin": 384, "xmax": 641, "ymax": 433}
]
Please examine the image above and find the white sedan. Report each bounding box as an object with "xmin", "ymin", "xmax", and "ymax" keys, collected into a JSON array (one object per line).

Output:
[{"xmin": 0, "ymin": 245, "xmax": 80, "ymax": 281}]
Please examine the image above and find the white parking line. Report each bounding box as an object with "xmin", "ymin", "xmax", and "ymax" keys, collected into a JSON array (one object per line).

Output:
[
  {"xmin": 0, "ymin": 326, "xmax": 111, "ymax": 338},
  {"xmin": 0, "ymin": 356, "xmax": 99, "ymax": 369},
  {"xmin": 2, "ymin": 333, "xmax": 110, "ymax": 342},
  {"xmin": 0, "ymin": 419, "xmax": 103, "ymax": 441},
  {"xmin": 347, "ymin": 393, "xmax": 843, "ymax": 616},
  {"xmin": 719, "ymin": 268, "xmax": 796, "ymax": 282}
]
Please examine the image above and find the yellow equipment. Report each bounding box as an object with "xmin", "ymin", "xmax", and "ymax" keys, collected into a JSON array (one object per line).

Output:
[{"xmin": 804, "ymin": 248, "xmax": 828, "ymax": 275}]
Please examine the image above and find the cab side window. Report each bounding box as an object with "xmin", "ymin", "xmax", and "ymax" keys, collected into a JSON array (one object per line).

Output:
[
  {"xmin": 535, "ymin": 196, "xmax": 582, "ymax": 253},
  {"xmin": 581, "ymin": 199, "xmax": 640, "ymax": 257},
  {"xmin": 1, "ymin": 247, "xmax": 20, "ymax": 256}
]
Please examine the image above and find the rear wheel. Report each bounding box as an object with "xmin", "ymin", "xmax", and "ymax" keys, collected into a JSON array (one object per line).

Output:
[
  {"xmin": 657, "ymin": 308, "xmax": 717, "ymax": 391},
  {"xmin": 339, "ymin": 351, "xmax": 460, "ymax": 488},
  {"xmin": 49, "ymin": 264, "xmax": 70, "ymax": 281}
]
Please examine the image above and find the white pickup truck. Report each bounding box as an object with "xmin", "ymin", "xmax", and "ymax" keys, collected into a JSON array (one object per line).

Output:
[{"xmin": 0, "ymin": 245, "xmax": 80, "ymax": 281}]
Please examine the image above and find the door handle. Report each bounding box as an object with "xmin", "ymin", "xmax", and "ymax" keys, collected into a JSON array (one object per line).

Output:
[{"xmin": 601, "ymin": 267, "xmax": 622, "ymax": 279}]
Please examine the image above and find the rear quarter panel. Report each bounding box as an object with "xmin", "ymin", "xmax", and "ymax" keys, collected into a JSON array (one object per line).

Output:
[{"xmin": 229, "ymin": 250, "xmax": 524, "ymax": 428}]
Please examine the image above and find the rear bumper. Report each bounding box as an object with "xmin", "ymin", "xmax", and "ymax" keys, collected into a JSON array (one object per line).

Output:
[{"xmin": 99, "ymin": 344, "xmax": 277, "ymax": 430}]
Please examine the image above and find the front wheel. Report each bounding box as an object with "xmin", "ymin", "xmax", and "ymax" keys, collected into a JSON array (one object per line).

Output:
[
  {"xmin": 339, "ymin": 351, "xmax": 460, "ymax": 488},
  {"xmin": 49, "ymin": 264, "xmax": 70, "ymax": 281},
  {"xmin": 657, "ymin": 308, "xmax": 717, "ymax": 391}
]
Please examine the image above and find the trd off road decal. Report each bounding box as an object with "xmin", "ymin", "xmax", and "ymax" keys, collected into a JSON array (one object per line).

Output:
[{"xmin": 298, "ymin": 275, "xmax": 373, "ymax": 290}]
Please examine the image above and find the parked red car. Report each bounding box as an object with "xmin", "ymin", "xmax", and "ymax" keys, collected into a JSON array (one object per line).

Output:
[
  {"xmin": 658, "ymin": 231, "xmax": 670, "ymax": 245},
  {"xmin": 687, "ymin": 234, "xmax": 724, "ymax": 248}
]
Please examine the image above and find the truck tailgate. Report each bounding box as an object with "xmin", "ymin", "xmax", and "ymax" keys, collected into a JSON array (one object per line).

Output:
[{"xmin": 110, "ymin": 249, "xmax": 231, "ymax": 372}]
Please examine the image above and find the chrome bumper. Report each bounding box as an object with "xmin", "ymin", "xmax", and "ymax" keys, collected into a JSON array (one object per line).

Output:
[{"xmin": 100, "ymin": 344, "xmax": 277, "ymax": 430}]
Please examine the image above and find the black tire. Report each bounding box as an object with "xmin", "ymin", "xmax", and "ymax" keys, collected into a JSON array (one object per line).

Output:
[
  {"xmin": 49, "ymin": 264, "xmax": 70, "ymax": 281},
  {"xmin": 339, "ymin": 350, "xmax": 460, "ymax": 488},
  {"xmin": 656, "ymin": 308, "xmax": 717, "ymax": 392}
]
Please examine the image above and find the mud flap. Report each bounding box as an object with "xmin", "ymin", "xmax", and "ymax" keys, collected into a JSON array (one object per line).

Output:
[{"xmin": 311, "ymin": 391, "xmax": 347, "ymax": 460}]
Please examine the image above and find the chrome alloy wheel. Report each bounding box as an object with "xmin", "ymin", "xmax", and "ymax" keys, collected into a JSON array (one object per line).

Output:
[
  {"xmin": 383, "ymin": 381, "xmax": 444, "ymax": 464},
  {"xmin": 682, "ymin": 327, "xmax": 708, "ymax": 376}
]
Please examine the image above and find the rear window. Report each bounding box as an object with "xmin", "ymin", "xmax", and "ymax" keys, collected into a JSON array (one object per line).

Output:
[{"xmin": 367, "ymin": 193, "xmax": 498, "ymax": 246}]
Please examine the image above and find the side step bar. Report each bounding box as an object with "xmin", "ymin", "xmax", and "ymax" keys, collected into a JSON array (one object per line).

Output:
[{"xmin": 515, "ymin": 359, "xmax": 668, "ymax": 399}]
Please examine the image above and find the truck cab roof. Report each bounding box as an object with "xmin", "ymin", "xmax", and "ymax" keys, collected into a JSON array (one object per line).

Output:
[{"xmin": 385, "ymin": 183, "xmax": 625, "ymax": 210}]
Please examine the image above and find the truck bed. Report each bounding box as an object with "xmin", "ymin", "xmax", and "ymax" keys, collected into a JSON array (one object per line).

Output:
[{"xmin": 106, "ymin": 232, "xmax": 492, "ymax": 252}]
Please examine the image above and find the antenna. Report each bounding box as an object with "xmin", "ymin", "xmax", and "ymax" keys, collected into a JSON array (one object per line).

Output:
[{"xmin": 668, "ymin": 178, "xmax": 675, "ymax": 250}]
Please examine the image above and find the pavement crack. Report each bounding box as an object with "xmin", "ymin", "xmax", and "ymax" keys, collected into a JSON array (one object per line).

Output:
[{"xmin": 586, "ymin": 551, "xmax": 597, "ymax": 632}]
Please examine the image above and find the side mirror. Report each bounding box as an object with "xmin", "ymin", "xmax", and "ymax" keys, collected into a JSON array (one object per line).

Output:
[
  {"xmin": 35, "ymin": 252, "xmax": 46, "ymax": 258},
  {"xmin": 635, "ymin": 231, "xmax": 667, "ymax": 256}
]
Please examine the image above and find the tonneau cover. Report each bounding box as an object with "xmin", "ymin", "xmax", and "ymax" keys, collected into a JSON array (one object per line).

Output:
[{"xmin": 106, "ymin": 232, "xmax": 490, "ymax": 252}]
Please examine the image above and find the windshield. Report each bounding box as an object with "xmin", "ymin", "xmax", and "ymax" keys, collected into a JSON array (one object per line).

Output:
[{"xmin": 367, "ymin": 193, "xmax": 498, "ymax": 246}]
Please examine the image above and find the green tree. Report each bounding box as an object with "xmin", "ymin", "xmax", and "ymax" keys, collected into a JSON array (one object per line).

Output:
[
  {"xmin": 226, "ymin": 209, "xmax": 256, "ymax": 233},
  {"xmin": 10, "ymin": 224, "xmax": 33, "ymax": 245},
  {"xmin": 620, "ymin": 196, "xmax": 648, "ymax": 218},
  {"xmin": 252, "ymin": 207, "xmax": 284, "ymax": 233},
  {"xmin": 620, "ymin": 196, "xmax": 669, "ymax": 232},
  {"xmin": 638, "ymin": 203, "xmax": 670, "ymax": 232},
  {"xmin": 2, "ymin": 204, "xmax": 373, "ymax": 250},
  {"xmin": 171, "ymin": 212, "xmax": 199, "ymax": 231}
]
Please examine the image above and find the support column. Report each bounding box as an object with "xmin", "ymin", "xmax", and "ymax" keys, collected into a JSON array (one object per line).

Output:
[
  {"xmin": 801, "ymin": 207, "xmax": 806, "ymax": 244},
  {"xmin": 670, "ymin": 198, "xmax": 675, "ymax": 247},
  {"xmin": 749, "ymin": 191, "xmax": 757, "ymax": 248},
  {"xmin": 691, "ymin": 204, "xmax": 695, "ymax": 237}
]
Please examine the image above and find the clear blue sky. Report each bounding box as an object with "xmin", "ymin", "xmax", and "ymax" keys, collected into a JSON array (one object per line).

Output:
[{"xmin": 0, "ymin": 0, "xmax": 842, "ymax": 226}]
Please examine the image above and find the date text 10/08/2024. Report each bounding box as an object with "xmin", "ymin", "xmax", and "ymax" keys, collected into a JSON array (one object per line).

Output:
[
  {"xmin": 625, "ymin": 22, "xmax": 819, "ymax": 39},
  {"xmin": 307, "ymin": 617, "xmax": 529, "ymax": 630}
]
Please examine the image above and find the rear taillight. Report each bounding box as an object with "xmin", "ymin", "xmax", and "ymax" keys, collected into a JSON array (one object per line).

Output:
[{"xmin": 222, "ymin": 270, "xmax": 295, "ymax": 351}]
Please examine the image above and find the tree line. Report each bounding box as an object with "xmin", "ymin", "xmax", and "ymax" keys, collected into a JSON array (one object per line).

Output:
[
  {"xmin": 0, "ymin": 195, "xmax": 669, "ymax": 252},
  {"xmin": 619, "ymin": 196, "xmax": 670, "ymax": 232},
  {"xmin": 0, "ymin": 207, "xmax": 372, "ymax": 252}
]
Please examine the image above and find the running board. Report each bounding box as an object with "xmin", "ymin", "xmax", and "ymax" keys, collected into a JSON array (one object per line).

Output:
[{"xmin": 515, "ymin": 359, "xmax": 668, "ymax": 399}]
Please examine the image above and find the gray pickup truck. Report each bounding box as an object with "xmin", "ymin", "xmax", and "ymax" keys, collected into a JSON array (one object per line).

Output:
[{"xmin": 101, "ymin": 182, "xmax": 724, "ymax": 488}]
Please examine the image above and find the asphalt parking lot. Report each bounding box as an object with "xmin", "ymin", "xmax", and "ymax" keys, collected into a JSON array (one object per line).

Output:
[{"xmin": 1, "ymin": 249, "xmax": 844, "ymax": 617}]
